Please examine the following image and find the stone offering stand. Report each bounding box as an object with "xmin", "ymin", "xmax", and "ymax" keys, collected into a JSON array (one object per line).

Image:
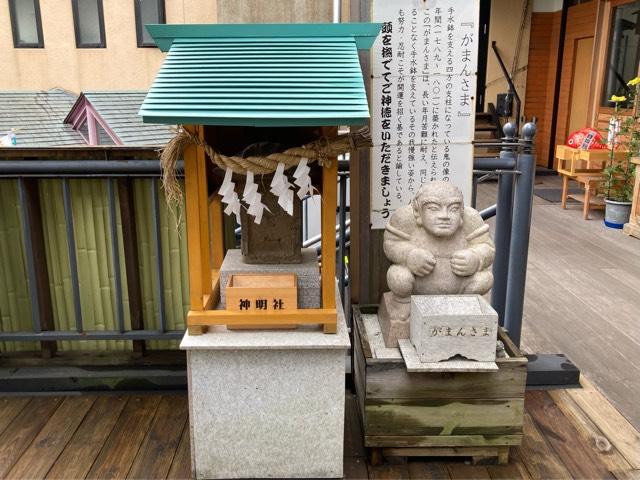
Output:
[
  {"xmin": 353, "ymin": 305, "xmax": 527, "ymax": 465},
  {"xmin": 140, "ymin": 22, "xmax": 382, "ymax": 479}
]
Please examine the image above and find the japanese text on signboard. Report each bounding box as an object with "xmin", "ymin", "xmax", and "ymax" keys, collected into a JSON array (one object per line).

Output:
[{"xmin": 371, "ymin": 0, "xmax": 479, "ymax": 228}]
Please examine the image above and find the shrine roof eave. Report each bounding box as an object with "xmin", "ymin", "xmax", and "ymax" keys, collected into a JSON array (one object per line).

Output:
[
  {"xmin": 144, "ymin": 23, "xmax": 382, "ymax": 52},
  {"xmin": 139, "ymin": 23, "xmax": 380, "ymax": 128}
]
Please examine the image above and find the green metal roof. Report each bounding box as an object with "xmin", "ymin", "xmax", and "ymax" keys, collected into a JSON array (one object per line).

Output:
[{"xmin": 140, "ymin": 23, "xmax": 381, "ymax": 127}]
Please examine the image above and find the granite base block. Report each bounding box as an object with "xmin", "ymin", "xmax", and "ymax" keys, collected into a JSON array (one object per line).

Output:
[
  {"xmin": 182, "ymin": 285, "xmax": 349, "ymax": 479},
  {"xmin": 219, "ymin": 248, "xmax": 321, "ymax": 309},
  {"xmin": 187, "ymin": 349, "xmax": 344, "ymax": 479}
]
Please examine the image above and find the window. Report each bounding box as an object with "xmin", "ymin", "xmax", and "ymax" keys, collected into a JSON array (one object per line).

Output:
[
  {"xmin": 71, "ymin": 0, "xmax": 106, "ymax": 48},
  {"xmin": 77, "ymin": 119, "xmax": 89, "ymax": 142},
  {"xmin": 97, "ymin": 124, "xmax": 115, "ymax": 145},
  {"xmin": 135, "ymin": 0, "xmax": 165, "ymax": 47},
  {"xmin": 601, "ymin": 1, "xmax": 640, "ymax": 107},
  {"xmin": 8, "ymin": 0, "xmax": 44, "ymax": 48}
]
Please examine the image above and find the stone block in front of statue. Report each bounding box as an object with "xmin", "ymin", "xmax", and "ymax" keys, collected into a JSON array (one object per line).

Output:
[{"xmin": 409, "ymin": 294, "xmax": 498, "ymax": 364}]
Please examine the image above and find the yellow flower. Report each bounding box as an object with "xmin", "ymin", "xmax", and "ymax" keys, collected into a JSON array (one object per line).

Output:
[
  {"xmin": 611, "ymin": 95, "xmax": 627, "ymax": 103},
  {"xmin": 627, "ymin": 77, "xmax": 640, "ymax": 86}
]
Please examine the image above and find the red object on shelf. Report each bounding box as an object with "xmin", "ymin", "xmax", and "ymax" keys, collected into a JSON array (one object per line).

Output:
[{"xmin": 566, "ymin": 128, "xmax": 607, "ymax": 150}]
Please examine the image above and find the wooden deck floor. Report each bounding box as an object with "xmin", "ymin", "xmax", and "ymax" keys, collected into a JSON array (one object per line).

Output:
[
  {"xmin": 0, "ymin": 378, "xmax": 639, "ymax": 479},
  {"xmin": 477, "ymin": 176, "xmax": 640, "ymax": 433}
]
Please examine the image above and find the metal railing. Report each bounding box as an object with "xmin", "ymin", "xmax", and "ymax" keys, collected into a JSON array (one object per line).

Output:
[
  {"xmin": 0, "ymin": 158, "xmax": 186, "ymax": 351},
  {"xmin": 492, "ymin": 41, "xmax": 522, "ymax": 135},
  {"xmin": 0, "ymin": 123, "xmax": 536, "ymax": 354},
  {"xmin": 475, "ymin": 122, "xmax": 537, "ymax": 346}
]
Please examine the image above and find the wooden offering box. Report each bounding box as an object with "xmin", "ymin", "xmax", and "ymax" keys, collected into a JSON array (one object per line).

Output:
[
  {"xmin": 226, "ymin": 273, "xmax": 297, "ymax": 312},
  {"xmin": 353, "ymin": 305, "xmax": 527, "ymax": 465}
]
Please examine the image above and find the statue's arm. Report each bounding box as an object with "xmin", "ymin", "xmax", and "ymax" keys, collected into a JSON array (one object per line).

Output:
[
  {"xmin": 383, "ymin": 208, "xmax": 415, "ymax": 265},
  {"xmin": 463, "ymin": 207, "xmax": 495, "ymax": 270}
]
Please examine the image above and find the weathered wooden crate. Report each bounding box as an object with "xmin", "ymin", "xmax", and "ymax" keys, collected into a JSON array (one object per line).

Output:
[{"xmin": 353, "ymin": 305, "xmax": 527, "ymax": 465}]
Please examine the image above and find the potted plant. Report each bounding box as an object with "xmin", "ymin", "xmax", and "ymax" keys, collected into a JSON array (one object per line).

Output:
[{"xmin": 604, "ymin": 79, "xmax": 639, "ymax": 228}]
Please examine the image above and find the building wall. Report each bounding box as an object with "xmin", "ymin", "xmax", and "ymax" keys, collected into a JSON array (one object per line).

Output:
[
  {"xmin": 553, "ymin": 1, "xmax": 598, "ymax": 157},
  {"xmin": 217, "ymin": 0, "xmax": 334, "ymax": 22},
  {"xmin": 524, "ymin": 10, "xmax": 562, "ymax": 166},
  {"xmin": 484, "ymin": 0, "xmax": 532, "ymax": 124},
  {"xmin": 0, "ymin": 0, "xmax": 217, "ymax": 93}
]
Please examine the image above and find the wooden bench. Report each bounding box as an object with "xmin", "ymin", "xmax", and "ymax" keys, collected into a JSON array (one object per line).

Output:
[{"xmin": 561, "ymin": 173, "xmax": 605, "ymax": 220}]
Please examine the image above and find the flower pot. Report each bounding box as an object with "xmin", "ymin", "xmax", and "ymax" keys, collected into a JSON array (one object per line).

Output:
[{"xmin": 604, "ymin": 199, "xmax": 632, "ymax": 229}]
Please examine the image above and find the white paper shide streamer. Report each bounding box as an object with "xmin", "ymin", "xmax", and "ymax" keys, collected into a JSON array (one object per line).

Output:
[
  {"xmin": 269, "ymin": 162, "xmax": 294, "ymax": 216},
  {"xmin": 219, "ymin": 167, "xmax": 241, "ymax": 224},
  {"xmin": 292, "ymin": 157, "xmax": 315, "ymax": 200},
  {"xmin": 242, "ymin": 171, "xmax": 269, "ymax": 224}
]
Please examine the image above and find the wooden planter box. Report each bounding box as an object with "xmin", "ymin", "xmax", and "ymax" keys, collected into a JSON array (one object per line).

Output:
[{"xmin": 353, "ymin": 305, "xmax": 527, "ymax": 464}]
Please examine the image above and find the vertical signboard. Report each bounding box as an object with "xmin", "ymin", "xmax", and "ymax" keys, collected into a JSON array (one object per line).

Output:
[{"xmin": 370, "ymin": 0, "xmax": 479, "ymax": 229}]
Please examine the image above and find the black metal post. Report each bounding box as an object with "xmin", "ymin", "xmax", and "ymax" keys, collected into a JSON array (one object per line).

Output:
[
  {"xmin": 504, "ymin": 122, "xmax": 537, "ymax": 346},
  {"xmin": 491, "ymin": 123, "xmax": 516, "ymax": 325}
]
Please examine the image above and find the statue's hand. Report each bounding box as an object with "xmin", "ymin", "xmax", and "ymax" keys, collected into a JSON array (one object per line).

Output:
[
  {"xmin": 451, "ymin": 249, "xmax": 480, "ymax": 277},
  {"xmin": 406, "ymin": 248, "xmax": 436, "ymax": 277}
]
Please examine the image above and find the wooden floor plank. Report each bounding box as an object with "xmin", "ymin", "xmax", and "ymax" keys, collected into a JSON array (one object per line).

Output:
[
  {"xmin": 504, "ymin": 448, "xmax": 534, "ymax": 480},
  {"xmin": 85, "ymin": 395, "xmax": 161, "ymax": 480},
  {"xmin": 127, "ymin": 395, "xmax": 189, "ymax": 480},
  {"xmin": 479, "ymin": 179, "xmax": 640, "ymax": 432},
  {"xmin": 344, "ymin": 455, "xmax": 369, "ymax": 480},
  {"xmin": 0, "ymin": 396, "xmax": 62, "ymax": 478},
  {"xmin": 166, "ymin": 423, "xmax": 192, "ymax": 480},
  {"xmin": 6, "ymin": 395, "xmax": 95, "ymax": 480},
  {"xmin": 612, "ymin": 469, "xmax": 640, "ymax": 480},
  {"xmin": 549, "ymin": 388, "xmax": 634, "ymax": 474},
  {"xmin": 526, "ymin": 390, "xmax": 615, "ymax": 479},
  {"xmin": 486, "ymin": 460, "xmax": 531, "ymax": 480},
  {"xmin": 368, "ymin": 463, "xmax": 411, "ymax": 479},
  {"xmin": 568, "ymin": 378, "xmax": 640, "ymax": 469},
  {"xmin": 516, "ymin": 413, "xmax": 572, "ymax": 480},
  {"xmin": 446, "ymin": 463, "xmax": 491, "ymax": 479},
  {"xmin": 0, "ymin": 397, "xmax": 30, "ymax": 437},
  {"xmin": 46, "ymin": 395, "xmax": 128, "ymax": 480},
  {"xmin": 407, "ymin": 461, "xmax": 451, "ymax": 479}
]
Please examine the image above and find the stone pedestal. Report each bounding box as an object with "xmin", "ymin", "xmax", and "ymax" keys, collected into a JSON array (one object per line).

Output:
[
  {"xmin": 240, "ymin": 191, "xmax": 302, "ymax": 264},
  {"xmin": 377, "ymin": 291, "xmax": 409, "ymax": 348},
  {"xmin": 219, "ymin": 248, "xmax": 321, "ymax": 309},
  {"xmin": 181, "ymin": 285, "xmax": 349, "ymax": 479}
]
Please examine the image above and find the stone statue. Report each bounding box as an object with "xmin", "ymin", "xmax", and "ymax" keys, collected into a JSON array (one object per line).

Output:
[{"xmin": 378, "ymin": 182, "xmax": 495, "ymax": 347}]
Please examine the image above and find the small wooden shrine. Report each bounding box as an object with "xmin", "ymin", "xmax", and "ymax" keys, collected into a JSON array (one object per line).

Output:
[{"xmin": 140, "ymin": 23, "xmax": 381, "ymax": 334}]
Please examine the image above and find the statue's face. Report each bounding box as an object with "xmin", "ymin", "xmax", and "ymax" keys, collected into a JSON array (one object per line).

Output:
[{"xmin": 419, "ymin": 196, "xmax": 463, "ymax": 237}]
